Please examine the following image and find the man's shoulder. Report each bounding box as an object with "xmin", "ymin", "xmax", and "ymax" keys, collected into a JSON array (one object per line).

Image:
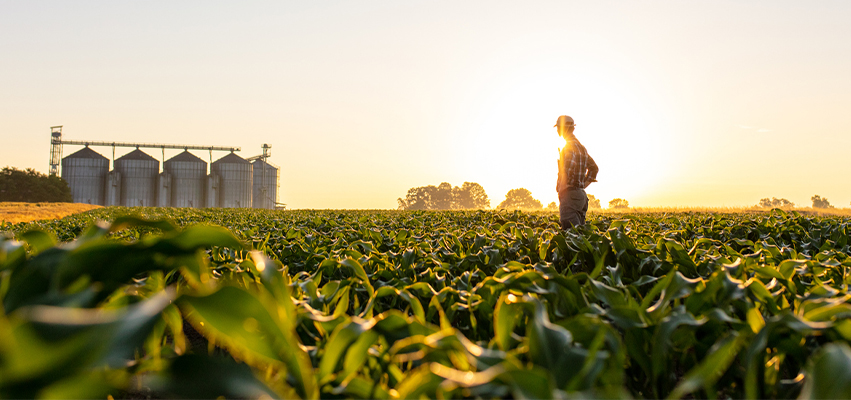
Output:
[
  {"xmin": 566, "ymin": 138, "xmax": 587, "ymax": 151},
  {"xmin": 564, "ymin": 135, "xmax": 583, "ymax": 145}
]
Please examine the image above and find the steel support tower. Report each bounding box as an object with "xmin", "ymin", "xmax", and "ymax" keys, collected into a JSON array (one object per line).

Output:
[{"xmin": 49, "ymin": 126, "xmax": 63, "ymax": 176}]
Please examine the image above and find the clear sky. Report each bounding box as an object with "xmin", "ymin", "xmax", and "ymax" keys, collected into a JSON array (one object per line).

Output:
[{"xmin": 2, "ymin": 1, "xmax": 850, "ymax": 209}]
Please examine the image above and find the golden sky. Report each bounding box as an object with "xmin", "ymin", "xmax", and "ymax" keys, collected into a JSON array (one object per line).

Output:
[{"xmin": 2, "ymin": 1, "xmax": 850, "ymax": 209}]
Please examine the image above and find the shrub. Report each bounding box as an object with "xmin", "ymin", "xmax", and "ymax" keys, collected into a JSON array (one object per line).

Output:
[{"xmin": 0, "ymin": 167, "xmax": 72, "ymax": 202}]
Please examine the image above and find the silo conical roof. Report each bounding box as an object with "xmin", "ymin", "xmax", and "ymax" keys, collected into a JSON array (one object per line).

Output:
[
  {"xmin": 251, "ymin": 158, "xmax": 278, "ymax": 168},
  {"xmin": 166, "ymin": 150, "xmax": 206, "ymax": 163},
  {"xmin": 213, "ymin": 152, "xmax": 249, "ymax": 164},
  {"xmin": 66, "ymin": 147, "xmax": 108, "ymax": 160},
  {"xmin": 117, "ymin": 149, "xmax": 158, "ymax": 161}
]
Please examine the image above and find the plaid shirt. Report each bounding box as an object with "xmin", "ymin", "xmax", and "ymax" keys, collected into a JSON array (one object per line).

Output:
[{"xmin": 557, "ymin": 134, "xmax": 598, "ymax": 192}]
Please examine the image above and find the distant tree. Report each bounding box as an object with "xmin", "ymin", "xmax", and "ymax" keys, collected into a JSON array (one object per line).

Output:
[
  {"xmin": 758, "ymin": 197, "xmax": 794, "ymax": 209},
  {"xmin": 0, "ymin": 167, "xmax": 72, "ymax": 202},
  {"xmin": 497, "ymin": 188, "xmax": 542, "ymax": 210},
  {"xmin": 398, "ymin": 182, "xmax": 490, "ymax": 210},
  {"xmin": 451, "ymin": 182, "xmax": 490, "ymax": 209},
  {"xmin": 546, "ymin": 201, "xmax": 557, "ymax": 211},
  {"xmin": 433, "ymin": 182, "xmax": 453, "ymax": 210},
  {"xmin": 397, "ymin": 185, "xmax": 437, "ymax": 210},
  {"xmin": 608, "ymin": 198, "xmax": 629, "ymax": 209},
  {"xmin": 812, "ymin": 195, "xmax": 833, "ymax": 209},
  {"xmin": 588, "ymin": 194, "xmax": 601, "ymax": 209}
]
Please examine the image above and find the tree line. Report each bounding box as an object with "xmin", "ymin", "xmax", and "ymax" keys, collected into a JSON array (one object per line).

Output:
[
  {"xmin": 397, "ymin": 183, "xmax": 622, "ymax": 211},
  {"xmin": 757, "ymin": 195, "xmax": 840, "ymax": 209},
  {"xmin": 0, "ymin": 167, "xmax": 72, "ymax": 203},
  {"xmin": 397, "ymin": 182, "xmax": 491, "ymax": 210}
]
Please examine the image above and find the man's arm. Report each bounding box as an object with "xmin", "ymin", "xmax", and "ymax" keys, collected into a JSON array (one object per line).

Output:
[
  {"xmin": 583, "ymin": 154, "xmax": 599, "ymax": 188},
  {"xmin": 556, "ymin": 158, "xmax": 562, "ymax": 192}
]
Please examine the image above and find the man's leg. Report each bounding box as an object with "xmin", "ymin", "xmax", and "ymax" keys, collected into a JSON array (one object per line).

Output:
[
  {"xmin": 558, "ymin": 190, "xmax": 573, "ymax": 230},
  {"xmin": 559, "ymin": 188, "xmax": 585, "ymax": 229},
  {"xmin": 579, "ymin": 189, "xmax": 589, "ymax": 225}
]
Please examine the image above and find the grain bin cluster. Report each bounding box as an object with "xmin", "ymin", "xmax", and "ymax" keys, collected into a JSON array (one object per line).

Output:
[{"xmin": 61, "ymin": 147, "xmax": 279, "ymax": 209}]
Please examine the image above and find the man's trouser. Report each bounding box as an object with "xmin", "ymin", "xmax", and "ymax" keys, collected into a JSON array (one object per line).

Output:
[{"xmin": 558, "ymin": 187, "xmax": 588, "ymax": 230}]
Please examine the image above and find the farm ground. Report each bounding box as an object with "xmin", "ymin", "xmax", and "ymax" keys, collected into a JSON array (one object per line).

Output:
[
  {"xmin": 0, "ymin": 201, "xmax": 101, "ymax": 224},
  {"xmin": 4, "ymin": 207, "xmax": 851, "ymax": 398}
]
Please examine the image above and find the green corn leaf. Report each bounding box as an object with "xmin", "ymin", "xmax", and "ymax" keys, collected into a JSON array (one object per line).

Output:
[
  {"xmin": 145, "ymin": 354, "xmax": 279, "ymax": 399},
  {"xmin": 667, "ymin": 331, "xmax": 747, "ymax": 399},
  {"xmin": 799, "ymin": 342, "xmax": 851, "ymax": 400}
]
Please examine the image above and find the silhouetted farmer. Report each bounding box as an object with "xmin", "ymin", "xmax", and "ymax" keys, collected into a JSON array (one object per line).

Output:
[{"xmin": 555, "ymin": 115, "xmax": 598, "ymax": 229}]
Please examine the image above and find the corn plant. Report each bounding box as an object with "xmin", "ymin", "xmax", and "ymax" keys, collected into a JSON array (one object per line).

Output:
[{"xmin": 2, "ymin": 208, "xmax": 851, "ymax": 398}]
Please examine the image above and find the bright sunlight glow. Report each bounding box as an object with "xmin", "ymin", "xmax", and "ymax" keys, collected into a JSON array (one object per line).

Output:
[{"xmin": 454, "ymin": 56, "xmax": 674, "ymax": 208}]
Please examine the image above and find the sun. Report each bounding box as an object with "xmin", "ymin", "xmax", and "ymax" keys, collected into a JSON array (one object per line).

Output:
[{"xmin": 455, "ymin": 65, "xmax": 673, "ymax": 208}]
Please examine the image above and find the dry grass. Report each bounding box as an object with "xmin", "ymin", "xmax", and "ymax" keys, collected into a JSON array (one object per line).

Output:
[{"xmin": 0, "ymin": 202, "xmax": 102, "ymax": 224}]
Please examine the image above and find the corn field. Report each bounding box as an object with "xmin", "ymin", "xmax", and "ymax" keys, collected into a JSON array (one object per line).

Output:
[{"xmin": 2, "ymin": 208, "xmax": 851, "ymax": 399}]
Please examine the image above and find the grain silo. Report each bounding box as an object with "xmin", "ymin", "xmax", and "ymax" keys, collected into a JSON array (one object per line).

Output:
[
  {"xmin": 164, "ymin": 151, "xmax": 207, "ymax": 208},
  {"xmin": 47, "ymin": 127, "xmax": 247, "ymax": 208},
  {"xmin": 251, "ymin": 159, "xmax": 279, "ymax": 209},
  {"xmin": 211, "ymin": 152, "xmax": 252, "ymax": 208},
  {"xmin": 157, "ymin": 172, "xmax": 171, "ymax": 207},
  {"xmin": 206, "ymin": 174, "xmax": 220, "ymax": 208},
  {"xmin": 114, "ymin": 149, "xmax": 159, "ymax": 207},
  {"xmin": 105, "ymin": 171, "xmax": 121, "ymax": 206},
  {"xmin": 61, "ymin": 146, "xmax": 109, "ymax": 205}
]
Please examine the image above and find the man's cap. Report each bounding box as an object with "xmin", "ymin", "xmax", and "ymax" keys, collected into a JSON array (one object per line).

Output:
[{"xmin": 554, "ymin": 115, "xmax": 575, "ymax": 127}]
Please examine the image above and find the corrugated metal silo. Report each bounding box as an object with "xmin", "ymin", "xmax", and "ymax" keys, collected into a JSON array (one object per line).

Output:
[
  {"xmin": 206, "ymin": 174, "xmax": 220, "ymax": 208},
  {"xmin": 105, "ymin": 171, "xmax": 121, "ymax": 206},
  {"xmin": 251, "ymin": 159, "xmax": 279, "ymax": 210},
  {"xmin": 164, "ymin": 151, "xmax": 207, "ymax": 208},
  {"xmin": 157, "ymin": 172, "xmax": 171, "ymax": 207},
  {"xmin": 211, "ymin": 152, "xmax": 252, "ymax": 208},
  {"xmin": 61, "ymin": 146, "xmax": 108, "ymax": 205},
  {"xmin": 114, "ymin": 149, "xmax": 159, "ymax": 207}
]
